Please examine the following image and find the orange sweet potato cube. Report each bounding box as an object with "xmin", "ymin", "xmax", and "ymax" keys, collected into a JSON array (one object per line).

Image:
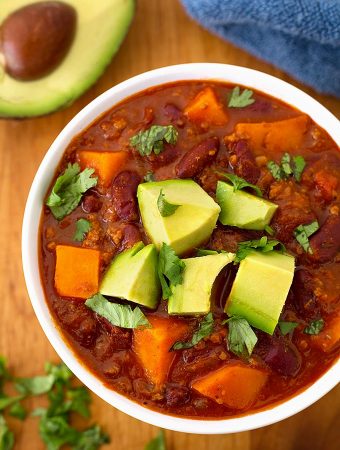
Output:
[
  {"xmin": 234, "ymin": 115, "xmax": 309, "ymax": 154},
  {"xmin": 77, "ymin": 150, "xmax": 128, "ymax": 186},
  {"xmin": 133, "ymin": 316, "xmax": 190, "ymax": 387},
  {"xmin": 184, "ymin": 87, "xmax": 228, "ymax": 125},
  {"xmin": 192, "ymin": 363, "xmax": 268, "ymax": 409},
  {"xmin": 54, "ymin": 245, "xmax": 100, "ymax": 299}
]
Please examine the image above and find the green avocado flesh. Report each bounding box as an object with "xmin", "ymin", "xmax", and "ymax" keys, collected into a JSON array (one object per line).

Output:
[
  {"xmin": 137, "ymin": 179, "xmax": 220, "ymax": 255},
  {"xmin": 99, "ymin": 242, "xmax": 160, "ymax": 309},
  {"xmin": 168, "ymin": 253, "xmax": 234, "ymax": 315},
  {"xmin": 216, "ymin": 181, "xmax": 278, "ymax": 230},
  {"xmin": 0, "ymin": 0, "xmax": 134, "ymax": 118},
  {"xmin": 225, "ymin": 251, "xmax": 295, "ymax": 334}
]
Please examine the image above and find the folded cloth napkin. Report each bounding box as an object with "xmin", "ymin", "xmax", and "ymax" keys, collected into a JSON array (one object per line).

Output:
[{"xmin": 181, "ymin": 0, "xmax": 340, "ymax": 97}]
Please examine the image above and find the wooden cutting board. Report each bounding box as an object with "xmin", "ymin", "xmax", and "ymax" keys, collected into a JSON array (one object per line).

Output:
[{"xmin": 0, "ymin": 0, "xmax": 339, "ymax": 448}]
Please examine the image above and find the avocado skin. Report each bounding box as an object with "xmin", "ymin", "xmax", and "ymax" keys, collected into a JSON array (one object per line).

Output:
[{"xmin": 0, "ymin": 0, "xmax": 135, "ymax": 118}]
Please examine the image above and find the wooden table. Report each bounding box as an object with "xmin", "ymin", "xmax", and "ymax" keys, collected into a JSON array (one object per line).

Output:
[{"xmin": 0, "ymin": 1, "xmax": 339, "ymax": 448}]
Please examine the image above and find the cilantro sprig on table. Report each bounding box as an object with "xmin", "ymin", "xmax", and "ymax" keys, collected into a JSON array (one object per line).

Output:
[
  {"xmin": 171, "ymin": 313, "xmax": 214, "ymax": 351},
  {"xmin": 130, "ymin": 125, "xmax": 178, "ymax": 157},
  {"xmin": 294, "ymin": 220, "xmax": 319, "ymax": 253},
  {"xmin": 85, "ymin": 293, "xmax": 150, "ymax": 329},
  {"xmin": 228, "ymin": 87, "xmax": 255, "ymax": 108},
  {"xmin": 267, "ymin": 153, "xmax": 306, "ymax": 182},
  {"xmin": 158, "ymin": 243, "xmax": 185, "ymax": 299},
  {"xmin": 46, "ymin": 163, "xmax": 97, "ymax": 220},
  {"xmin": 144, "ymin": 429, "xmax": 167, "ymax": 450},
  {"xmin": 0, "ymin": 358, "xmax": 109, "ymax": 450}
]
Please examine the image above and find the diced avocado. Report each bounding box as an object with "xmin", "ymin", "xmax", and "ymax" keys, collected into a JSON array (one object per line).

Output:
[
  {"xmin": 0, "ymin": 0, "xmax": 134, "ymax": 118},
  {"xmin": 168, "ymin": 253, "xmax": 234, "ymax": 315},
  {"xmin": 225, "ymin": 251, "xmax": 295, "ymax": 334},
  {"xmin": 137, "ymin": 180, "xmax": 220, "ymax": 255},
  {"xmin": 99, "ymin": 242, "xmax": 160, "ymax": 309},
  {"xmin": 216, "ymin": 181, "xmax": 278, "ymax": 230}
]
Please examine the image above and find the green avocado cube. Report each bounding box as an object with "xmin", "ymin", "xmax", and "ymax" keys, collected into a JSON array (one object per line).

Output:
[
  {"xmin": 99, "ymin": 242, "xmax": 160, "ymax": 309},
  {"xmin": 168, "ymin": 252, "xmax": 234, "ymax": 315},
  {"xmin": 137, "ymin": 180, "xmax": 220, "ymax": 255},
  {"xmin": 216, "ymin": 181, "xmax": 278, "ymax": 230},
  {"xmin": 225, "ymin": 251, "xmax": 295, "ymax": 334}
]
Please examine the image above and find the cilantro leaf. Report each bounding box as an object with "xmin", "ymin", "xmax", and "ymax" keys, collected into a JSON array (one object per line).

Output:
[
  {"xmin": 278, "ymin": 321, "xmax": 298, "ymax": 336},
  {"xmin": 294, "ymin": 220, "xmax": 319, "ymax": 253},
  {"xmin": 292, "ymin": 156, "xmax": 306, "ymax": 182},
  {"xmin": 157, "ymin": 189, "xmax": 180, "ymax": 217},
  {"xmin": 44, "ymin": 363, "xmax": 72, "ymax": 385},
  {"xmin": 46, "ymin": 163, "xmax": 97, "ymax": 220},
  {"xmin": 130, "ymin": 125, "xmax": 178, "ymax": 157},
  {"xmin": 171, "ymin": 313, "xmax": 214, "ymax": 350},
  {"xmin": 158, "ymin": 243, "xmax": 185, "ymax": 299},
  {"xmin": 145, "ymin": 430, "xmax": 166, "ymax": 450},
  {"xmin": 85, "ymin": 294, "xmax": 150, "ymax": 329},
  {"xmin": 304, "ymin": 319, "xmax": 324, "ymax": 335},
  {"xmin": 74, "ymin": 219, "xmax": 91, "ymax": 242},
  {"xmin": 74, "ymin": 425, "xmax": 110, "ymax": 450},
  {"xmin": 196, "ymin": 248, "xmax": 222, "ymax": 256},
  {"xmin": 267, "ymin": 153, "xmax": 306, "ymax": 182},
  {"xmin": 234, "ymin": 236, "xmax": 285, "ymax": 263},
  {"xmin": 217, "ymin": 172, "xmax": 262, "ymax": 197},
  {"xmin": 64, "ymin": 387, "xmax": 91, "ymax": 418},
  {"xmin": 144, "ymin": 171, "xmax": 155, "ymax": 182},
  {"xmin": 224, "ymin": 316, "xmax": 258, "ymax": 357},
  {"xmin": 0, "ymin": 358, "xmax": 10, "ymax": 394},
  {"xmin": 264, "ymin": 224, "xmax": 274, "ymax": 236},
  {"xmin": 0, "ymin": 415, "xmax": 14, "ymax": 450},
  {"xmin": 38, "ymin": 414, "xmax": 79, "ymax": 450},
  {"xmin": 15, "ymin": 374, "xmax": 55, "ymax": 396},
  {"xmin": 0, "ymin": 396, "xmax": 24, "ymax": 411},
  {"xmin": 228, "ymin": 87, "xmax": 255, "ymax": 108},
  {"xmin": 9, "ymin": 402, "xmax": 27, "ymax": 420}
]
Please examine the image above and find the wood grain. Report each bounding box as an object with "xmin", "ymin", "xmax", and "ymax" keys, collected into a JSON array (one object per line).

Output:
[{"xmin": 0, "ymin": 0, "xmax": 339, "ymax": 448}]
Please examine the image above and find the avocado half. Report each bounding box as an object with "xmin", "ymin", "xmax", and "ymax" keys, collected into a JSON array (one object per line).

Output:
[{"xmin": 0, "ymin": 0, "xmax": 134, "ymax": 118}]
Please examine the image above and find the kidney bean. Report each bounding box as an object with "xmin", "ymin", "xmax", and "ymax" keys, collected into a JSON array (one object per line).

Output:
[
  {"xmin": 81, "ymin": 194, "xmax": 102, "ymax": 213},
  {"xmin": 227, "ymin": 139, "xmax": 260, "ymax": 184},
  {"xmin": 176, "ymin": 137, "xmax": 219, "ymax": 178},
  {"xmin": 292, "ymin": 269, "xmax": 321, "ymax": 320},
  {"xmin": 121, "ymin": 224, "xmax": 143, "ymax": 250},
  {"xmin": 111, "ymin": 171, "xmax": 140, "ymax": 221},
  {"xmin": 308, "ymin": 214, "xmax": 340, "ymax": 263},
  {"xmin": 263, "ymin": 338, "xmax": 301, "ymax": 377},
  {"xmin": 164, "ymin": 103, "xmax": 185, "ymax": 127}
]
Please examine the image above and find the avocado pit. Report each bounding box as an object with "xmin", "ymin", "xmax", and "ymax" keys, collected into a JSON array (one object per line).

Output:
[{"xmin": 0, "ymin": 1, "xmax": 77, "ymax": 81}]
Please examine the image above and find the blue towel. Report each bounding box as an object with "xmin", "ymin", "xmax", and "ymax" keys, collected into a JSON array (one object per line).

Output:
[{"xmin": 181, "ymin": 0, "xmax": 340, "ymax": 98}]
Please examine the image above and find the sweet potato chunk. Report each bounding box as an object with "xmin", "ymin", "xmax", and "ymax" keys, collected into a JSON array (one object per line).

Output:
[
  {"xmin": 55, "ymin": 245, "xmax": 100, "ymax": 299},
  {"xmin": 133, "ymin": 316, "xmax": 190, "ymax": 387},
  {"xmin": 77, "ymin": 150, "xmax": 128, "ymax": 186},
  {"xmin": 192, "ymin": 362, "xmax": 268, "ymax": 409},
  {"xmin": 311, "ymin": 314, "xmax": 340, "ymax": 353},
  {"xmin": 184, "ymin": 87, "xmax": 228, "ymax": 125},
  {"xmin": 233, "ymin": 115, "xmax": 309, "ymax": 154}
]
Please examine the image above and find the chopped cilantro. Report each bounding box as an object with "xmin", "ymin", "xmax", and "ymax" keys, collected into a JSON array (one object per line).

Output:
[
  {"xmin": 0, "ymin": 415, "xmax": 14, "ymax": 450},
  {"xmin": 15, "ymin": 375, "xmax": 55, "ymax": 396},
  {"xmin": 196, "ymin": 248, "xmax": 224, "ymax": 256},
  {"xmin": 9, "ymin": 402, "xmax": 27, "ymax": 421},
  {"xmin": 157, "ymin": 189, "xmax": 180, "ymax": 217},
  {"xmin": 46, "ymin": 163, "xmax": 97, "ymax": 220},
  {"xmin": 294, "ymin": 220, "xmax": 319, "ymax": 253},
  {"xmin": 144, "ymin": 430, "xmax": 166, "ymax": 450},
  {"xmin": 217, "ymin": 172, "xmax": 262, "ymax": 197},
  {"xmin": 234, "ymin": 236, "xmax": 285, "ymax": 263},
  {"xmin": 264, "ymin": 224, "xmax": 275, "ymax": 236},
  {"xmin": 228, "ymin": 87, "xmax": 255, "ymax": 108},
  {"xmin": 171, "ymin": 313, "xmax": 214, "ymax": 350},
  {"xmin": 304, "ymin": 319, "xmax": 324, "ymax": 335},
  {"xmin": 85, "ymin": 294, "xmax": 150, "ymax": 329},
  {"xmin": 278, "ymin": 321, "xmax": 298, "ymax": 336},
  {"xmin": 158, "ymin": 243, "xmax": 185, "ymax": 299},
  {"xmin": 224, "ymin": 316, "xmax": 258, "ymax": 357},
  {"xmin": 267, "ymin": 153, "xmax": 306, "ymax": 182},
  {"xmin": 144, "ymin": 171, "xmax": 155, "ymax": 182},
  {"xmin": 74, "ymin": 219, "xmax": 91, "ymax": 242},
  {"xmin": 130, "ymin": 125, "xmax": 178, "ymax": 156}
]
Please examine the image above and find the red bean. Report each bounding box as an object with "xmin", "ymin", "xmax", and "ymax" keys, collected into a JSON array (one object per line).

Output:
[
  {"xmin": 165, "ymin": 384, "xmax": 190, "ymax": 406},
  {"xmin": 293, "ymin": 269, "xmax": 321, "ymax": 319},
  {"xmin": 121, "ymin": 224, "xmax": 143, "ymax": 250},
  {"xmin": 81, "ymin": 194, "xmax": 102, "ymax": 213},
  {"xmin": 111, "ymin": 171, "xmax": 140, "ymax": 221},
  {"xmin": 228, "ymin": 139, "xmax": 260, "ymax": 184},
  {"xmin": 308, "ymin": 214, "xmax": 340, "ymax": 263},
  {"xmin": 263, "ymin": 338, "xmax": 301, "ymax": 377},
  {"xmin": 176, "ymin": 137, "xmax": 219, "ymax": 178}
]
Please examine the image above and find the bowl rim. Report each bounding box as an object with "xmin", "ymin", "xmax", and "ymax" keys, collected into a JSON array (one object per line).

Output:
[{"xmin": 22, "ymin": 63, "xmax": 340, "ymax": 434}]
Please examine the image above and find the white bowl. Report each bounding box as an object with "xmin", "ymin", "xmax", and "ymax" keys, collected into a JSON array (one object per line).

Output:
[{"xmin": 22, "ymin": 63, "xmax": 340, "ymax": 434}]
